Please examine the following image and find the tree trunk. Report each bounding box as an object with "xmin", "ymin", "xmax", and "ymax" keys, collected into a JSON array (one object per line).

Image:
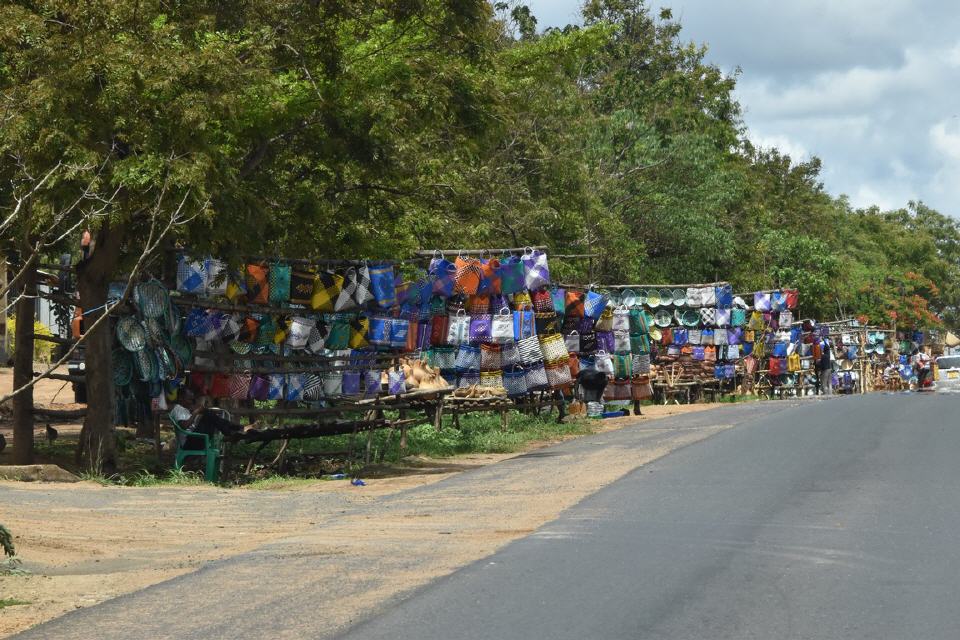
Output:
[
  {"xmin": 11, "ymin": 258, "xmax": 38, "ymax": 464},
  {"xmin": 76, "ymin": 222, "xmax": 123, "ymax": 473}
]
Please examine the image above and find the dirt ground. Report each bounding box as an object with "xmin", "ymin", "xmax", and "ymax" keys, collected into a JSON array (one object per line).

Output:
[{"xmin": 0, "ymin": 396, "xmax": 720, "ymax": 638}]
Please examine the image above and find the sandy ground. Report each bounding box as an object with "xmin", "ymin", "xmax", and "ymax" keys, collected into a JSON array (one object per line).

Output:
[{"xmin": 0, "ymin": 400, "xmax": 723, "ymax": 638}]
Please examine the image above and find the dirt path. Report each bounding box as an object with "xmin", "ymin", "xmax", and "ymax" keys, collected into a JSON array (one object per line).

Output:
[{"xmin": 0, "ymin": 401, "xmax": 758, "ymax": 639}]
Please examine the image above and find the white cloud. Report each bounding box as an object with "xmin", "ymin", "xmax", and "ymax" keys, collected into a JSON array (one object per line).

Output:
[
  {"xmin": 931, "ymin": 119, "xmax": 960, "ymax": 161},
  {"xmin": 749, "ymin": 133, "xmax": 808, "ymax": 161},
  {"xmin": 525, "ymin": 0, "xmax": 960, "ymax": 216}
]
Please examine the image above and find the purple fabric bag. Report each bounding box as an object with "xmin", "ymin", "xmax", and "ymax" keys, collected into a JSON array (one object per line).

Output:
[
  {"xmin": 596, "ymin": 330, "xmax": 615, "ymax": 353},
  {"xmin": 578, "ymin": 316, "xmax": 596, "ymax": 334},
  {"xmin": 522, "ymin": 250, "xmax": 551, "ymax": 291},
  {"xmin": 342, "ymin": 370, "xmax": 361, "ymax": 396},
  {"xmin": 390, "ymin": 318, "xmax": 410, "ymax": 349},
  {"xmin": 469, "ymin": 314, "xmax": 492, "ymax": 344},
  {"xmin": 248, "ymin": 374, "xmax": 269, "ymax": 401}
]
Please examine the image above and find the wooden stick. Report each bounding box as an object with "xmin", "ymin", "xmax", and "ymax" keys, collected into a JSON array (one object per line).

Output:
[
  {"xmin": 414, "ymin": 246, "xmax": 547, "ymax": 257},
  {"xmin": 559, "ymin": 281, "xmax": 729, "ymax": 290}
]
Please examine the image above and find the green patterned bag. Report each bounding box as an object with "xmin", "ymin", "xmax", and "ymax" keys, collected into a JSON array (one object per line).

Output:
[{"xmin": 269, "ymin": 263, "xmax": 292, "ymax": 306}]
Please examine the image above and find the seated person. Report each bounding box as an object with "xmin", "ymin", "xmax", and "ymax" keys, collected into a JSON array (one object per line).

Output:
[{"xmin": 169, "ymin": 392, "xmax": 244, "ymax": 450}]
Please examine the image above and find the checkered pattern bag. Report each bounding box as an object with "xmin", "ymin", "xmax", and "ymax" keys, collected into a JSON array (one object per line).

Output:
[
  {"xmin": 311, "ymin": 271, "xmax": 342, "ymax": 312},
  {"xmin": 267, "ymin": 374, "xmax": 286, "ymax": 400},
  {"xmin": 700, "ymin": 307, "xmax": 716, "ymax": 327},
  {"xmin": 731, "ymin": 308, "xmax": 746, "ymax": 327},
  {"xmin": 539, "ymin": 333, "xmax": 568, "ymax": 363},
  {"xmin": 716, "ymin": 308, "xmax": 731, "ymax": 327},
  {"xmin": 688, "ymin": 329, "xmax": 702, "ymax": 345},
  {"xmin": 177, "ymin": 255, "xmax": 206, "ymax": 294},
  {"xmin": 522, "ymin": 250, "xmax": 551, "ymax": 291},
  {"xmin": 714, "ymin": 328, "xmax": 729, "ymax": 346},
  {"xmin": 686, "ymin": 287, "xmax": 702, "ymax": 308},
  {"xmin": 429, "ymin": 346, "xmax": 457, "ymax": 370},
  {"xmin": 335, "ymin": 268, "xmax": 360, "ymax": 312},
  {"xmin": 285, "ymin": 374, "xmax": 306, "ymax": 401},
  {"xmin": 779, "ymin": 311, "xmax": 794, "ymax": 327},
  {"xmin": 354, "ymin": 265, "xmax": 375, "ymax": 308}
]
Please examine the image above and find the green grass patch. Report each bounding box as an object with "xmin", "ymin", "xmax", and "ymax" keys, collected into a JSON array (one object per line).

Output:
[{"xmin": 0, "ymin": 599, "xmax": 30, "ymax": 609}]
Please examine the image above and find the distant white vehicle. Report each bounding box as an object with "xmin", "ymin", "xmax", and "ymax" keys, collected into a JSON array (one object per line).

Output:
[{"xmin": 935, "ymin": 355, "xmax": 960, "ymax": 392}]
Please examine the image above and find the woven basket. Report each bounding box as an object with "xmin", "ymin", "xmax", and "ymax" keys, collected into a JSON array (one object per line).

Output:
[
  {"xmin": 545, "ymin": 361, "xmax": 572, "ymax": 390},
  {"xmin": 517, "ymin": 336, "xmax": 543, "ymax": 365},
  {"xmin": 503, "ymin": 367, "xmax": 528, "ymax": 397},
  {"xmin": 480, "ymin": 343, "xmax": 502, "ymax": 371},
  {"xmin": 116, "ymin": 317, "xmax": 148, "ymax": 352},
  {"xmin": 524, "ymin": 361, "xmax": 549, "ymax": 392}
]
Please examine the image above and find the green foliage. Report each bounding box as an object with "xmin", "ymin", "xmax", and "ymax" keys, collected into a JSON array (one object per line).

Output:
[
  {"xmin": 1, "ymin": 0, "xmax": 956, "ymax": 332},
  {"xmin": 6, "ymin": 317, "xmax": 56, "ymax": 363}
]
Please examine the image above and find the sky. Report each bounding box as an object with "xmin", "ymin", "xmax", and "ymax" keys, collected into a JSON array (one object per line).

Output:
[{"xmin": 523, "ymin": 0, "xmax": 960, "ymax": 215}]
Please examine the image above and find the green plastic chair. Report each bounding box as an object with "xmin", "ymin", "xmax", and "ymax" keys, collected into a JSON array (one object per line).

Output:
[{"xmin": 171, "ymin": 410, "xmax": 226, "ymax": 482}]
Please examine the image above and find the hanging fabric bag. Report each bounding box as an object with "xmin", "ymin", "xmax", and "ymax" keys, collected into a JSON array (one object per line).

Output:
[
  {"xmin": 513, "ymin": 306, "xmax": 536, "ymax": 340},
  {"xmin": 311, "ymin": 271, "xmax": 343, "ymax": 312},
  {"xmin": 565, "ymin": 290, "xmax": 586, "ymax": 318},
  {"xmin": 522, "ymin": 248, "xmax": 551, "ymax": 291},
  {"xmin": 454, "ymin": 256, "xmax": 482, "ymax": 296},
  {"xmin": 447, "ymin": 309, "xmax": 471, "ymax": 345},
  {"xmin": 368, "ymin": 263, "xmax": 397, "ymax": 309},
  {"xmin": 268, "ymin": 263, "xmax": 292, "ymax": 306},
  {"xmin": 469, "ymin": 314, "xmax": 492, "ymax": 344},
  {"xmin": 491, "ymin": 307, "xmax": 514, "ymax": 343},
  {"xmin": 177, "ymin": 255, "xmax": 207, "ymax": 294},
  {"xmin": 245, "ymin": 264, "xmax": 270, "ymax": 305},
  {"xmin": 498, "ymin": 256, "xmax": 526, "ymax": 295}
]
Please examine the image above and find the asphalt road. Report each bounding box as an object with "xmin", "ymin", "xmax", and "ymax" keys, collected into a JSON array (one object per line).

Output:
[
  {"xmin": 14, "ymin": 393, "xmax": 960, "ymax": 639},
  {"xmin": 335, "ymin": 393, "xmax": 960, "ymax": 640}
]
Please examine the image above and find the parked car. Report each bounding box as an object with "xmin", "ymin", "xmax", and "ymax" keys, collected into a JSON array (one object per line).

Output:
[{"xmin": 935, "ymin": 355, "xmax": 960, "ymax": 393}]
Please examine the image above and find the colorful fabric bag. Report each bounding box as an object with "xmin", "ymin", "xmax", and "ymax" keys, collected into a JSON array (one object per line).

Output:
[
  {"xmin": 447, "ymin": 310, "xmax": 471, "ymax": 345},
  {"xmin": 513, "ymin": 307, "xmax": 536, "ymax": 340},
  {"xmin": 517, "ymin": 336, "xmax": 543, "ymax": 365},
  {"xmin": 431, "ymin": 259, "xmax": 458, "ymax": 298},
  {"xmin": 245, "ymin": 264, "xmax": 269, "ymax": 304},
  {"xmin": 369, "ymin": 264, "xmax": 397, "ymax": 309},
  {"xmin": 469, "ymin": 314, "xmax": 492, "ymax": 344},
  {"xmin": 565, "ymin": 290, "xmax": 586, "ymax": 318},
  {"xmin": 311, "ymin": 271, "xmax": 343, "ymax": 312},
  {"xmin": 491, "ymin": 307, "xmax": 514, "ymax": 343},
  {"xmin": 177, "ymin": 256, "xmax": 207, "ymax": 294},
  {"xmin": 454, "ymin": 257, "xmax": 482, "ymax": 296},
  {"xmin": 584, "ymin": 290, "xmax": 609, "ymax": 320},
  {"xmin": 455, "ymin": 344, "xmax": 481, "ymax": 372},
  {"xmin": 268, "ymin": 263, "xmax": 291, "ymax": 305},
  {"xmin": 535, "ymin": 312, "xmax": 559, "ymax": 336},
  {"xmin": 532, "ymin": 288, "xmax": 554, "ymax": 313},
  {"xmin": 498, "ymin": 256, "xmax": 526, "ymax": 295},
  {"xmin": 754, "ymin": 292, "xmax": 772, "ymax": 312},
  {"xmin": 389, "ymin": 318, "xmax": 410, "ymax": 349},
  {"xmin": 522, "ymin": 249, "xmax": 551, "ymax": 291}
]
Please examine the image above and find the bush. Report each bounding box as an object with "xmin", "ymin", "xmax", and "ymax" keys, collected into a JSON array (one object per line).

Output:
[{"xmin": 6, "ymin": 316, "xmax": 56, "ymax": 363}]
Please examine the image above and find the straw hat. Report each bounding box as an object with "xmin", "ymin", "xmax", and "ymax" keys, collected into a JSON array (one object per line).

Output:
[
  {"xmin": 649, "ymin": 326, "xmax": 662, "ymax": 341},
  {"xmin": 646, "ymin": 289, "xmax": 661, "ymax": 307},
  {"xmin": 622, "ymin": 289, "xmax": 638, "ymax": 308},
  {"xmin": 672, "ymin": 288, "xmax": 686, "ymax": 306}
]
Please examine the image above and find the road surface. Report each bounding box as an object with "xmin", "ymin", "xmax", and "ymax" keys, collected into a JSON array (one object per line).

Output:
[
  {"xmin": 336, "ymin": 393, "xmax": 960, "ymax": 639},
  {"xmin": 14, "ymin": 393, "xmax": 960, "ymax": 639}
]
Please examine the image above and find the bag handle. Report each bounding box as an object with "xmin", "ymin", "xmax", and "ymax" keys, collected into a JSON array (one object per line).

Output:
[{"xmin": 498, "ymin": 306, "xmax": 511, "ymax": 317}]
